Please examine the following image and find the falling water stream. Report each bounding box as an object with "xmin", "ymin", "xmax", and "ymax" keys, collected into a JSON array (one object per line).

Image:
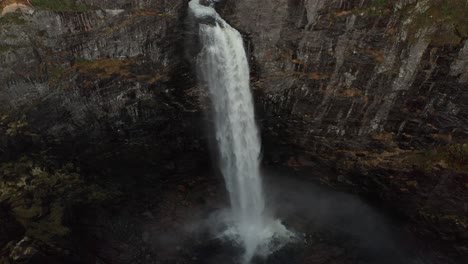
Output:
[{"xmin": 188, "ymin": 0, "xmax": 293, "ymax": 262}]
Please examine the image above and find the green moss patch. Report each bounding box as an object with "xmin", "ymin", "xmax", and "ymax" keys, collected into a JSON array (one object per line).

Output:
[
  {"xmin": 75, "ymin": 58, "xmax": 133, "ymax": 79},
  {"xmin": 0, "ymin": 12, "xmax": 27, "ymax": 26},
  {"xmin": 32, "ymin": 0, "xmax": 94, "ymax": 12},
  {"xmin": 350, "ymin": 1, "xmax": 467, "ymax": 46},
  {"xmin": 0, "ymin": 45, "xmax": 12, "ymax": 53},
  {"xmin": 74, "ymin": 58, "xmax": 166, "ymax": 84},
  {"xmin": 408, "ymin": 144, "xmax": 468, "ymax": 174},
  {"xmin": 405, "ymin": 0, "xmax": 468, "ymax": 45},
  {"xmin": 0, "ymin": 156, "xmax": 121, "ymax": 243}
]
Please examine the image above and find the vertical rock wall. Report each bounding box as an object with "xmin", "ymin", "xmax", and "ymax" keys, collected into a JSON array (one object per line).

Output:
[
  {"xmin": 223, "ymin": 0, "xmax": 467, "ymax": 260},
  {"xmin": 223, "ymin": 0, "xmax": 466, "ymax": 146}
]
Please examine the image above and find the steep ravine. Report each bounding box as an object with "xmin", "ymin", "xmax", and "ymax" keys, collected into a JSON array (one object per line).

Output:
[{"xmin": 0, "ymin": 0, "xmax": 467, "ymax": 263}]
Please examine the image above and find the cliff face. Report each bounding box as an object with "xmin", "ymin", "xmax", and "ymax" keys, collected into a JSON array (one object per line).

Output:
[
  {"xmin": 221, "ymin": 0, "xmax": 467, "ymax": 260},
  {"xmin": 219, "ymin": 0, "xmax": 467, "ymax": 155},
  {"xmin": 224, "ymin": 0, "xmax": 466, "ymax": 141},
  {"xmin": 0, "ymin": 0, "xmax": 204, "ymax": 164},
  {"xmin": 0, "ymin": 0, "xmax": 467, "ymax": 263},
  {"xmin": 0, "ymin": 1, "xmax": 207, "ymax": 262}
]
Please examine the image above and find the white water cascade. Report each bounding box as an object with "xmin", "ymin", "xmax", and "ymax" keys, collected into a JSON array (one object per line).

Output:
[{"xmin": 188, "ymin": 1, "xmax": 294, "ymax": 263}]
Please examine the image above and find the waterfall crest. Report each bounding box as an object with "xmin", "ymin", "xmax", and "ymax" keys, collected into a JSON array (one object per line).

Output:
[{"xmin": 188, "ymin": 1, "xmax": 294, "ymax": 262}]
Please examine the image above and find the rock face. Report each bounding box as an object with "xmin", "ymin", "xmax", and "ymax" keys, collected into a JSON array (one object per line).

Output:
[
  {"xmin": 221, "ymin": 0, "xmax": 467, "ymax": 261},
  {"xmin": 221, "ymin": 0, "xmax": 466, "ymax": 145},
  {"xmin": 0, "ymin": 0, "xmax": 467, "ymax": 263},
  {"xmin": 0, "ymin": 1, "xmax": 207, "ymax": 262},
  {"xmin": 0, "ymin": 0, "xmax": 205, "ymax": 163}
]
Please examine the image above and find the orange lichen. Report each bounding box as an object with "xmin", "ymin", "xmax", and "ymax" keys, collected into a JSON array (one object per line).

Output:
[
  {"xmin": 335, "ymin": 10, "xmax": 352, "ymax": 17},
  {"xmin": 431, "ymin": 133, "xmax": 453, "ymax": 142},
  {"xmin": 307, "ymin": 72, "xmax": 329, "ymax": 80},
  {"xmin": 75, "ymin": 59, "xmax": 132, "ymax": 79},
  {"xmin": 372, "ymin": 132, "xmax": 394, "ymax": 142},
  {"xmin": 72, "ymin": 58, "xmax": 167, "ymax": 85},
  {"xmin": 336, "ymin": 88, "xmax": 363, "ymax": 97},
  {"xmin": 280, "ymin": 51, "xmax": 306, "ymax": 66},
  {"xmin": 366, "ymin": 49, "xmax": 384, "ymax": 63},
  {"xmin": 386, "ymin": 27, "xmax": 397, "ymax": 35}
]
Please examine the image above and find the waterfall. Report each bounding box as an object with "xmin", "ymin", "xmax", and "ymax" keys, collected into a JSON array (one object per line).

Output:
[{"xmin": 188, "ymin": 1, "xmax": 293, "ymax": 263}]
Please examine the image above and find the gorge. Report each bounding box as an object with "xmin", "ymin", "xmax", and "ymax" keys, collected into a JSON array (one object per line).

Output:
[{"xmin": 0, "ymin": 0, "xmax": 467, "ymax": 264}]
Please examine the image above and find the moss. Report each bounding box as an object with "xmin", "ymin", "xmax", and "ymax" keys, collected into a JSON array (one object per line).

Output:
[
  {"xmin": 12, "ymin": 201, "xmax": 43, "ymax": 221},
  {"xmin": 5, "ymin": 119, "xmax": 28, "ymax": 136},
  {"xmin": 0, "ymin": 156, "xmax": 121, "ymax": 243},
  {"xmin": 48, "ymin": 66, "xmax": 67, "ymax": 81},
  {"xmin": 47, "ymin": 64, "xmax": 74, "ymax": 87},
  {"xmin": 75, "ymin": 58, "xmax": 133, "ymax": 79},
  {"xmin": 84, "ymin": 184, "xmax": 123, "ymax": 204},
  {"xmin": 0, "ymin": 115, "xmax": 28, "ymax": 138},
  {"xmin": 440, "ymin": 1, "xmax": 468, "ymax": 38},
  {"xmin": 134, "ymin": 10, "xmax": 174, "ymax": 18},
  {"xmin": 372, "ymin": 0, "xmax": 389, "ymax": 7},
  {"xmin": 352, "ymin": 0, "xmax": 394, "ymax": 17},
  {"xmin": 5, "ymin": 33, "xmax": 19, "ymax": 39},
  {"xmin": 0, "ymin": 45, "xmax": 12, "ymax": 53},
  {"xmin": 136, "ymin": 73, "xmax": 164, "ymax": 84},
  {"xmin": 404, "ymin": 0, "xmax": 468, "ymax": 46},
  {"xmin": 74, "ymin": 58, "xmax": 166, "ymax": 84},
  {"xmin": 350, "ymin": 1, "xmax": 466, "ymax": 46},
  {"xmin": 32, "ymin": 0, "xmax": 94, "ymax": 12},
  {"xmin": 0, "ymin": 257, "xmax": 11, "ymax": 264},
  {"xmin": 105, "ymin": 10, "xmax": 175, "ymax": 34},
  {"xmin": 0, "ymin": 12, "xmax": 27, "ymax": 26},
  {"xmin": 337, "ymin": 142, "xmax": 468, "ymax": 175},
  {"xmin": 0, "ymin": 45, "xmax": 28, "ymax": 55},
  {"xmin": 408, "ymin": 144, "xmax": 468, "ymax": 174},
  {"xmin": 139, "ymin": 97, "xmax": 158, "ymax": 108},
  {"xmin": 25, "ymin": 203, "xmax": 69, "ymax": 242},
  {"xmin": 418, "ymin": 207, "xmax": 468, "ymax": 229}
]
